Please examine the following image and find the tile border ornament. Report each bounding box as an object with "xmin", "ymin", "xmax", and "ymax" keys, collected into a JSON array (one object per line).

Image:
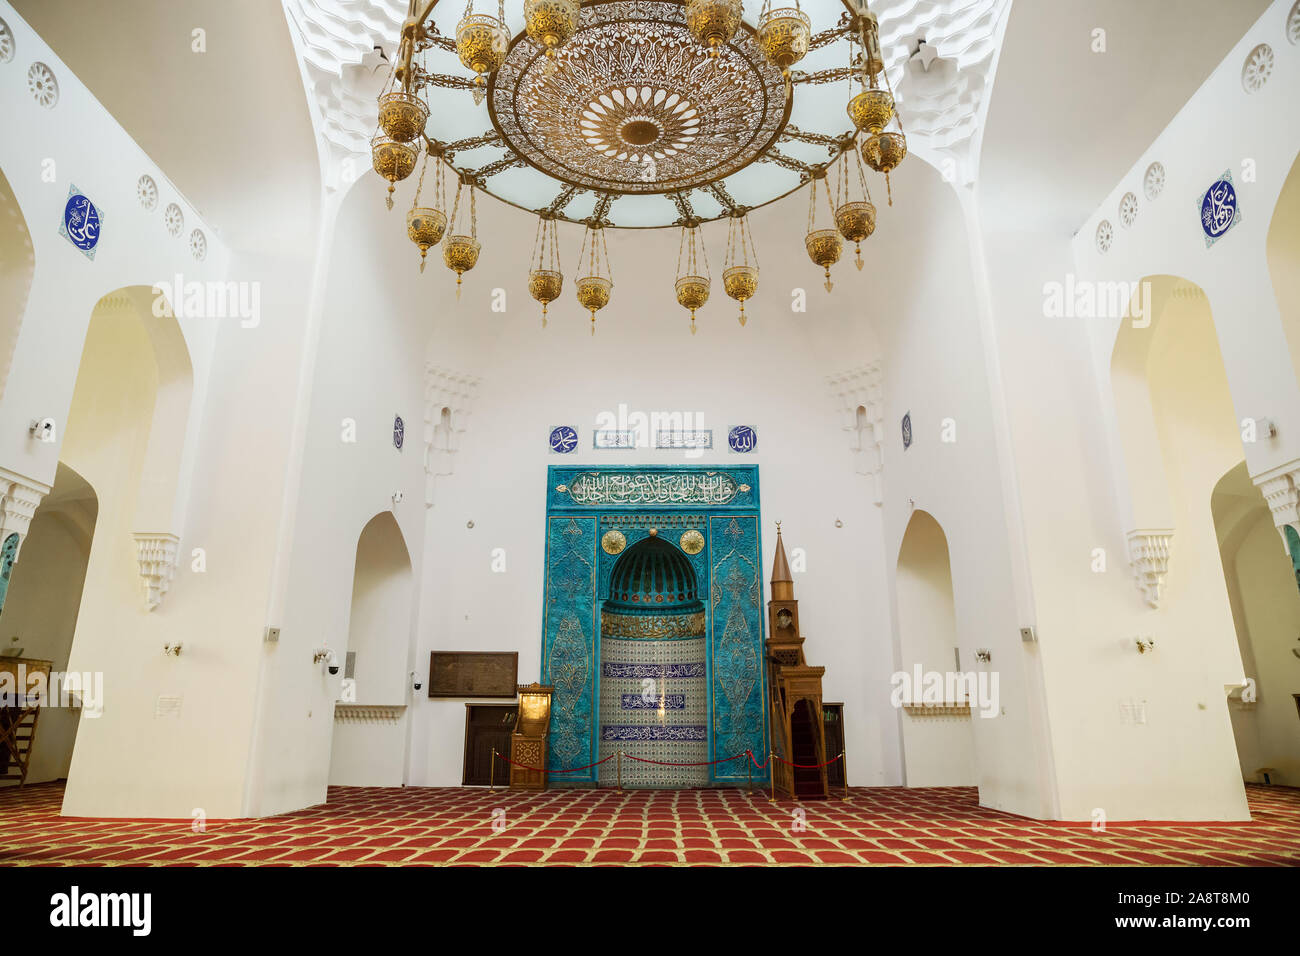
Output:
[
  {"xmin": 133, "ymin": 532, "xmax": 180, "ymax": 612},
  {"xmin": 1198, "ymin": 170, "xmax": 1241, "ymax": 248},
  {"xmin": 1126, "ymin": 529, "xmax": 1173, "ymax": 608}
]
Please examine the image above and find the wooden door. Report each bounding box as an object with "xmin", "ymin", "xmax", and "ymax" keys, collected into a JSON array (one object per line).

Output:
[
  {"xmin": 823, "ymin": 702, "xmax": 845, "ymax": 789},
  {"xmin": 463, "ymin": 704, "xmax": 517, "ymax": 786}
]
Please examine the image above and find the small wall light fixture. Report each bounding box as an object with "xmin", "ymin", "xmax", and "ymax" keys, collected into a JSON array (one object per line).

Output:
[
  {"xmin": 163, "ymin": 642, "xmax": 183, "ymax": 656},
  {"xmin": 1136, "ymin": 637, "xmax": 1155, "ymax": 654},
  {"xmin": 974, "ymin": 648, "xmax": 992, "ymax": 663}
]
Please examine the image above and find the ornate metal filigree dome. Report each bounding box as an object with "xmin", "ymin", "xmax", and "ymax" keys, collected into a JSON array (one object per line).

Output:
[
  {"xmin": 489, "ymin": 2, "xmax": 790, "ymax": 196},
  {"xmin": 371, "ymin": 0, "xmax": 923, "ymax": 328}
]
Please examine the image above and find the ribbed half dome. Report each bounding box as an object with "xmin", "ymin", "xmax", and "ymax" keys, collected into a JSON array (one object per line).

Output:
[{"xmin": 607, "ymin": 536, "xmax": 700, "ymax": 611}]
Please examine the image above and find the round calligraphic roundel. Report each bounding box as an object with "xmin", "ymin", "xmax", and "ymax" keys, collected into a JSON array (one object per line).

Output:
[
  {"xmin": 549, "ymin": 424, "xmax": 579, "ymax": 454},
  {"xmin": 679, "ymin": 529, "xmax": 705, "ymax": 555},
  {"xmin": 489, "ymin": 0, "xmax": 789, "ymax": 196},
  {"xmin": 1200, "ymin": 178, "xmax": 1237, "ymax": 240},
  {"xmin": 62, "ymin": 192, "xmax": 101, "ymax": 253},
  {"xmin": 393, "ymin": 415, "xmax": 405, "ymax": 450},
  {"xmin": 601, "ymin": 529, "xmax": 627, "ymax": 555},
  {"xmin": 727, "ymin": 425, "xmax": 757, "ymax": 453}
]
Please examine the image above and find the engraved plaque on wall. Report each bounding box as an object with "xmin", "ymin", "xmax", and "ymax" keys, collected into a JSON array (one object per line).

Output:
[{"xmin": 428, "ymin": 651, "xmax": 519, "ymax": 699}]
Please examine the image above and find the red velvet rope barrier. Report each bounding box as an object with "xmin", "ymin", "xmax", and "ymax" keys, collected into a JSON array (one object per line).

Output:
[{"xmin": 749, "ymin": 749, "xmax": 845, "ymax": 770}]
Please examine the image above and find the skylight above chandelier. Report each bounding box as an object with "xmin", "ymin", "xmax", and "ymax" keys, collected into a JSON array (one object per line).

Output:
[{"xmin": 376, "ymin": 0, "xmax": 906, "ymax": 230}]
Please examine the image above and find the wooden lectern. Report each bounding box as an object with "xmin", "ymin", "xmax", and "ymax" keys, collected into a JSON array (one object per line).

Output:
[{"xmin": 509, "ymin": 683, "xmax": 554, "ymax": 790}]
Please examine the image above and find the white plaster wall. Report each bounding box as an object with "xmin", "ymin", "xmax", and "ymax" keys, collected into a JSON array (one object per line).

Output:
[
  {"xmin": 0, "ymin": 3, "xmax": 336, "ymax": 818},
  {"xmin": 966, "ymin": 2, "xmax": 1300, "ymax": 821}
]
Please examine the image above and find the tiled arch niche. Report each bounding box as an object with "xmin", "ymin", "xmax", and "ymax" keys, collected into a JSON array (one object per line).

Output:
[{"xmin": 541, "ymin": 465, "xmax": 769, "ymax": 786}]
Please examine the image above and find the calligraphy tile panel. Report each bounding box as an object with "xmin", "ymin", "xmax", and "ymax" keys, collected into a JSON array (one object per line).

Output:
[
  {"xmin": 541, "ymin": 516, "xmax": 598, "ymax": 781},
  {"xmin": 708, "ymin": 514, "xmax": 767, "ymax": 780}
]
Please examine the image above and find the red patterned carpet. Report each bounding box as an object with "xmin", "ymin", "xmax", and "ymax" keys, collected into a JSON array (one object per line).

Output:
[{"xmin": 1, "ymin": 782, "xmax": 1297, "ymax": 866}]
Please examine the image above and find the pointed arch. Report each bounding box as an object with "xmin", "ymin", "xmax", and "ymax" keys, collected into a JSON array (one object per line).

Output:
[{"xmin": 894, "ymin": 509, "xmax": 974, "ymax": 787}]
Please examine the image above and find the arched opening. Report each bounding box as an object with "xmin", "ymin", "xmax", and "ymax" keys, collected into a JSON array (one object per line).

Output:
[
  {"xmin": 895, "ymin": 509, "xmax": 973, "ymax": 786},
  {"xmin": 328, "ymin": 510, "xmax": 414, "ymax": 787},
  {"xmin": 1110, "ymin": 276, "xmax": 1242, "ymax": 606},
  {"xmin": 1267, "ymin": 150, "xmax": 1300, "ymax": 386},
  {"xmin": 1213, "ymin": 462, "xmax": 1300, "ymax": 785},
  {"xmin": 0, "ymin": 464, "xmax": 97, "ymax": 784},
  {"xmin": 598, "ymin": 536, "xmax": 707, "ymax": 788},
  {"xmin": 0, "ymin": 166, "xmax": 35, "ymax": 401}
]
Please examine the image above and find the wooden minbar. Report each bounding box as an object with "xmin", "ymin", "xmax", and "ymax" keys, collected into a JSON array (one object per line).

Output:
[{"xmin": 765, "ymin": 526, "xmax": 831, "ymax": 800}]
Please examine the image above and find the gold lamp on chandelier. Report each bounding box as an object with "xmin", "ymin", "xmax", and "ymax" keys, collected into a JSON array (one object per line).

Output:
[
  {"xmin": 406, "ymin": 149, "xmax": 449, "ymax": 273},
  {"xmin": 851, "ymin": 11, "xmax": 908, "ymax": 205},
  {"xmin": 675, "ymin": 221, "xmax": 711, "ymax": 336},
  {"xmin": 442, "ymin": 178, "xmax": 482, "ymax": 298},
  {"xmin": 528, "ymin": 213, "xmax": 564, "ymax": 326},
  {"xmin": 686, "ymin": 0, "xmax": 743, "ymax": 58},
  {"xmin": 722, "ymin": 211, "xmax": 758, "ymax": 326},
  {"xmin": 833, "ymin": 144, "xmax": 876, "ymax": 271},
  {"xmin": 575, "ymin": 221, "xmax": 613, "ymax": 336},
  {"xmin": 525, "ymin": 0, "xmax": 581, "ymax": 59},
  {"xmin": 756, "ymin": 0, "xmax": 811, "ymax": 79},
  {"xmin": 804, "ymin": 170, "xmax": 842, "ymax": 293},
  {"xmin": 457, "ymin": 0, "xmax": 510, "ymax": 103}
]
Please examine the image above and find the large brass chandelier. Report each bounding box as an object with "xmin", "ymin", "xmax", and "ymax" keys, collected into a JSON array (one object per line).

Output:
[{"xmin": 374, "ymin": 0, "xmax": 908, "ymax": 331}]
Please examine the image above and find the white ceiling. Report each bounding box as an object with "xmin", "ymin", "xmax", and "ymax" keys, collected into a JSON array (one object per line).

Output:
[
  {"xmin": 13, "ymin": 0, "xmax": 321, "ymax": 255},
  {"xmin": 979, "ymin": 0, "xmax": 1273, "ymax": 237}
]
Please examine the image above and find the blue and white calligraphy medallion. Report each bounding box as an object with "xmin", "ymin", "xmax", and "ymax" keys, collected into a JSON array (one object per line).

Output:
[
  {"xmin": 549, "ymin": 424, "xmax": 578, "ymax": 454},
  {"xmin": 902, "ymin": 411, "xmax": 913, "ymax": 449},
  {"xmin": 59, "ymin": 185, "xmax": 103, "ymax": 260},
  {"xmin": 393, "ymin": 415, "xmax": 405, "ymax": 450},
  {"xmin": 727, "ymin": 425, "xmax": 758, "ymax": 453},
  {"xmin": 1198, "ymin": 170, "xmax": 1242, "ymax": 248}
]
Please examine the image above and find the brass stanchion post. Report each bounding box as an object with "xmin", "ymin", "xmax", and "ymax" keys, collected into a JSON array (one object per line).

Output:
[
  {"xmin": 490, "ymin": 748, "xmax": 496, "ymax": 791},
  {"xmin": 617, "ymin": 750, "xmax": 623, "ymax": 792},
  {"xmin": 840, "ymin": 750, "xmax": 849, "ymax": 800},
  {"xmin": 747, "ymin": 751, "xmax": 753, "ymax": 795},
  {"xmin": 767, "ymin": 751, "xmax": 776, "ymax": 803}
]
